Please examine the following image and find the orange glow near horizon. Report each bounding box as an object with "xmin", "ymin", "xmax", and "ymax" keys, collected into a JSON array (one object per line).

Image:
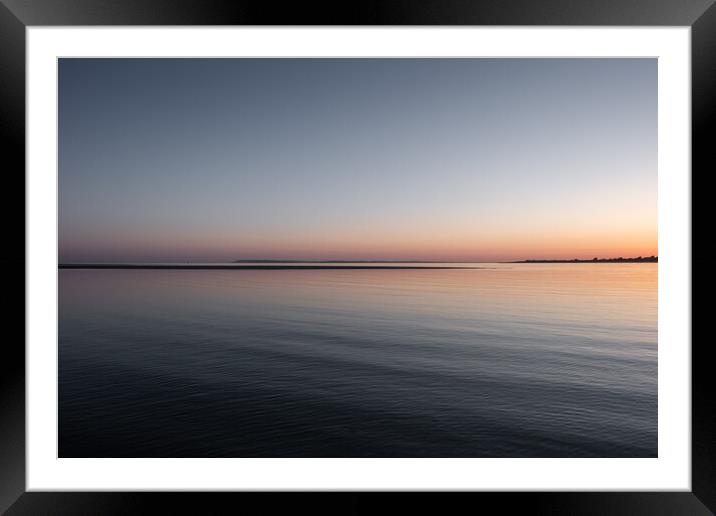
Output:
[{"xmin": 60, "ymin": 222, "xmax": 657, "ymax": 262}]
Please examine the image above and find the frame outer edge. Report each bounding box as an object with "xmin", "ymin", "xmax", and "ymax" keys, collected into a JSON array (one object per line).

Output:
[
  {"xmin": 4, "ymin": 0, "xmax": 712, "ymax": 513},
  {"xmin": 691, "ymin": 1, "xmax": 716, "ymax": 514},
  {"xmin": 0, "ymin": 0, "xmax": 714, "ymax": 26},
  {"xmin": 0, "ymin": 0, "xmax": 27, "ymax": 514}
]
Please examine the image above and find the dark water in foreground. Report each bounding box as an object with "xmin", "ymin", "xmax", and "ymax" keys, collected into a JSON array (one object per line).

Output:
[{"xmin": 59, "ymin": 263, "xmax": 657, "ymax": 457}]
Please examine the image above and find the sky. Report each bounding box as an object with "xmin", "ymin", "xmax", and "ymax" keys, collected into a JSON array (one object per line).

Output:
[{"xmin": 59, "ymin": 58, "xmax": 657, "ymax": 262}]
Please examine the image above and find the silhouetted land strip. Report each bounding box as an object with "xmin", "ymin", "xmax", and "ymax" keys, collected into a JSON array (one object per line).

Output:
[
  {"xmin": 59, "ymin": 264, "xmax": 481, "ymax": 270},
  {"xmin": 512, "ymin": 256, "xmax": 657, "ymax": 263}
]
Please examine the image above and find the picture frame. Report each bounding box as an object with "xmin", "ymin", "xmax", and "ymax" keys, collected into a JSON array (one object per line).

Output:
[{"xmin": 0, "ymin": 1, "xmax": 708, "ymax": 513}]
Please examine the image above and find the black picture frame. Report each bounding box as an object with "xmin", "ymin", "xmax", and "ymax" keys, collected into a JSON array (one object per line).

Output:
[{"xmin": 0, "ymin": 1, "xmax": 709, "ymax": 514}]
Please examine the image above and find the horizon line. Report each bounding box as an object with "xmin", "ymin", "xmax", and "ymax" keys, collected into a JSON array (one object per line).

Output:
[
  {"xmin": 59, "ymin": 255, "xmax": 658, "ymax": 268},
  {"xmin": 58, "ymin": 255, "xmax": 659, "ymax": 266}
]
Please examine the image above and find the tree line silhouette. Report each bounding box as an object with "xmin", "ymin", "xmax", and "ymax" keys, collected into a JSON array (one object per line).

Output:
[{"xmin": 516, "ymin": 256, "xmax": 657, "ymax": 263}]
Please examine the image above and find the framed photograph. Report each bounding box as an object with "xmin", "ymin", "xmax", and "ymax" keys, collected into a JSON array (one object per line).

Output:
[{"xmin": 1, "ymin": 1, "xmax": 709, "ymax": 514}]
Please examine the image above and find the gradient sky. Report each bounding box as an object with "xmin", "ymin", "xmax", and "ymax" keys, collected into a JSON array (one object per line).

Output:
[{"xmin": 59, "ymin": 58, "xmax": 656, "ymax": 262}]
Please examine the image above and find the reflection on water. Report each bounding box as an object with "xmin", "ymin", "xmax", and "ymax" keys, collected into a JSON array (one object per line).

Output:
[{"xmin": 59, "ymin": 263, "xmax": 657, "ymax": 457}]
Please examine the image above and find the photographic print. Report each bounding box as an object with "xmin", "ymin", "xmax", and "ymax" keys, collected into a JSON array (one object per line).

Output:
[{"xmin": 58, "ymin": 57, "xmax": 657, "ymax": 458}]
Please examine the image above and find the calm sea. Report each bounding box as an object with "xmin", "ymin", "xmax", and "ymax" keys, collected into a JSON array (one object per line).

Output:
[{"xmin": 59, "ymin": 263, "xmax": 657, "ymax": 457}]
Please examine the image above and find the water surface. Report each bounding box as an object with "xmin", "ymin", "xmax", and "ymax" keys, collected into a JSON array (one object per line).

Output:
[{"xmin": 59, "ymin": 263, "xmax": 657, "ymax": 457}]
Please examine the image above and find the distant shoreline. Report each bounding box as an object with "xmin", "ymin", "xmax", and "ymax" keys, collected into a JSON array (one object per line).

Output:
[
  {"xmin": 510, "ymin": 257, "xmax": 657, "ymax": 263},
  {"xmin": 58, "ymin": 257, "xmax": 657, "ymax": 270}
]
